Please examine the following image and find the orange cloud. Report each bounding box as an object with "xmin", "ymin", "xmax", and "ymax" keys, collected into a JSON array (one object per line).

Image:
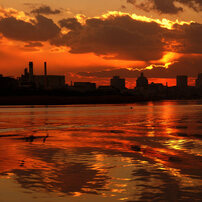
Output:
[
  {"xmin": 0, "ymin": 7, "xmax": 33, "ymax": 22},
  {"xmin": 100, "ymin": 11, "xmax": 193, "ymax": 29}
]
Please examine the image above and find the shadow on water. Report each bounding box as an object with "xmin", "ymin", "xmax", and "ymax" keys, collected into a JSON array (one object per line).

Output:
[{"xmin": 12, "ymin": 162, "xmax": 108, "ymax": 195}]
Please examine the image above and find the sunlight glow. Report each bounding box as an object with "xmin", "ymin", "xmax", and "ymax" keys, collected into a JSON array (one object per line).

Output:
[
  {"xmin": 145, "ymin": 62, "xmax": 174, "ymax": 70},
  {"xmin": 160, "ymin": 52, "xmax": 180, "ymax": 63},
  {"xmin": 0, "ymin": 7, "xmax": 33, "ymax": 22},
  {"xmin": 100, "ymin": 11, "xmax": 193, "ymax": 30},
  {"xmin": 145, "ymin": 52, "xmax": 180, "ymax": 70}
]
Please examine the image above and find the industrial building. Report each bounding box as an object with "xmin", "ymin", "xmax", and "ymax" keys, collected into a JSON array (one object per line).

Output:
[
  {"xmin": 176, "ymin": 75, "xmax": 188, "ymax": 88},
  {"xmin": 0, "ymin": 74, "xmax": 18, "ymax": 92},
  {"xmin": 19, "ymin": 62, "xmax": 65, "ymax": 90},
  {"xmin": 110, "ymin": 76, "xmax": 125, "ymax": 90}
]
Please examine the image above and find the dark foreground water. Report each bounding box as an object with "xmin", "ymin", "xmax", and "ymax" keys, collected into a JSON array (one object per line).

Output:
[{"xmin": 0, "ymin": 100, "xmax": 201, "ymax": 202}]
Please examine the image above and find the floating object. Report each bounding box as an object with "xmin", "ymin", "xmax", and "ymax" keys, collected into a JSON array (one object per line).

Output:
[
  {"xmin": 110, "ymin": 130, "xmax": 124, "ymax": 134},
  {"xmin": 43, "ymin": 134, "xmax": 49, "ymax": 143},
  {"xmin": 19, "ymin": 160, "xmax": 25, "ymax": 167},
  {"xmin": 25, "ymin": 135, "xmax": 35, "ymax": 142}
]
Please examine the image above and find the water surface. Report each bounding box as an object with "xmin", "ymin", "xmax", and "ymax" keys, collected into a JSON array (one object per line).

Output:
[{"xmin": 0, "ymin": 100, "xmax": 201, "ymax": 201}]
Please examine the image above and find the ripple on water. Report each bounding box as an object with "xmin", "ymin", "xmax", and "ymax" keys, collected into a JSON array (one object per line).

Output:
[{"xmin": 0, "ymin": 102, "xmax": 201, "ymax": 201}]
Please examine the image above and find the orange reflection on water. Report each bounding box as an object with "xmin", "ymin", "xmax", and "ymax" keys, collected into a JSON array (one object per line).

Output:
[{"xmin": 0, "ymin": 101, "xmax": 201, "ymax": 201}]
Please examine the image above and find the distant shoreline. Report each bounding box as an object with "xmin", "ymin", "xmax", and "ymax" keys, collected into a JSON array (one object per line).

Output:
[
  {"xmin": 0, "ymin": 95, "xmax": 201, "ymax": 105},
  {"xmin": 0, "ymin": 95, "xmax": 145, "ymax": 105}
]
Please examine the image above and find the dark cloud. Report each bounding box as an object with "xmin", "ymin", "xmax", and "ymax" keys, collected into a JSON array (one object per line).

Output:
[
  {"xmin": 0, "ymin": 15, "xmax": 60, "ymax": 41},
  {"xmin": 31, "ymin": 6, "xmax": 61, "ymax": 15},
  {"xmin": 178, "ymin": 0, "xmax": 202, "ymax": 12},
  {"xmin": 166, "ymin": 22, "xmax": 202, "ymax": 54},
  {"xmin": 77, "ymin": 54, "xmax": 202, "ymax": 78},
  {"xmin": 59, "ymin": 18, "xmax": 82, "ymax": 30},
  {"xmin": 1, "ymin": 10, "xmax": 200, "ymax": 63},
  {"xmin": 51, "ymin": 14, "xmax": 202, "ymax": 61},
  {"xmin": 127, "ymin": 0, "xmax": 202, "ymax": 14},
  {"xmin": 52, "ymin": 15, "xmax": 165, "ymax": 61},
  {"xmin": 146, "ymin": 54, "xmax": 202, "ymax": 77},
  {"xmin": 165, "ymin": 54, "xmax": 202, "ymax": 76},
  {"xmin": 78, "ymin": 68, "xmax": 140, "ymax": 78},
  {"xmin": 154, "ymin": 0, "xmax": 183, "ymax": 14}
]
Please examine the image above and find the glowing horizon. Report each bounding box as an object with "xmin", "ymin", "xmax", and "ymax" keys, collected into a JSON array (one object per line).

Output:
[{"xmin": 0, "ymin": 1, "xmax": 201, "ymax": 86}]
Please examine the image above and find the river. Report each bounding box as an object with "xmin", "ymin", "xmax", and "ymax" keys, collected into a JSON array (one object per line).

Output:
[{"xmin": 0, "ymin": 100, "xmax": 201, "ymax": 201}]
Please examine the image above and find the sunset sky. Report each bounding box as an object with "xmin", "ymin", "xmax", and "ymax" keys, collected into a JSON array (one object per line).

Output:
[{"xmin": 0, "ymin": 0, "xmax": 202, "ymax": 87}]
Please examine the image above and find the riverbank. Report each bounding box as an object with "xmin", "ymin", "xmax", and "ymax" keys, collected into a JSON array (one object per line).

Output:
[
  {"xmin": 0, "ymin": 95, "xmax": 201, "ymax": 105},
  {"xmin": 0, "ymin": 95, "xmax": 149, "ymax": 105}
]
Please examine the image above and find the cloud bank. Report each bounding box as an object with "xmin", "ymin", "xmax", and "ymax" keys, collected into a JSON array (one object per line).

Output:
[
  {"xmin": 51, "ymin": 13, "xmax": 202, "ymax": 61},
  {"xmin": 127, "ymin": 0, "xmax": 202, "ymax": 14},
  {"xmin": 0, "ymin": 7, "xmax": 201, "ymax": 78},
  {"xmin": 0, "ymin": 15, "xmax": 60, "ymax": 41},
  {"xmin": 52, "ymin": 15, "xmax": 165, "ymax": 61}
]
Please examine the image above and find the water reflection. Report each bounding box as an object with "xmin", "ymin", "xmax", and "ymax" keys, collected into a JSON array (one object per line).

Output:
[
  {"xmin": 13, "ymin": 162, "xmax": 108, "ymax": 195},
  {"xmin": 0, "ymin": 100, "xmax": 202, "ymax": 201}
]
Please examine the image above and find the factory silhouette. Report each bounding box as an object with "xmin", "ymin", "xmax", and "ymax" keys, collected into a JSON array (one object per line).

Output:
[
  {"xmin": 0, "ymin": 61, "xmax": 202, "ymax": 104},
  {"xmin": 19, "ymin": 62, "xmax": 65, "ymax": 90}
]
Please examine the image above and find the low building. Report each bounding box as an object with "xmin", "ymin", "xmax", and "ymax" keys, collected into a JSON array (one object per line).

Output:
[
  {"xmin": 176, "ymin": 75, "xmax": 188, "ymax": 88},
  {"xmin": 110, "ymin": 76, "xmax": 125, "ymax": 90},
  {"xmin": 73, "ymin": 82, "xmax": 96, "ymax": 92},
  {"xmin": 97, "ymin": 85, "xmax": 116, "ymax": 93},
  {"xmin": 0, "ymin": 74, "xmax": 18, "ymax": 92},
  {"xmin": 98, "ymin": 86, "xmax": 114, "ymax": 90},
  {"xmin": 149, "ymin": 82, "xmax": 164, "ymax": 89},
  {"xmin": 34, "ymin": 75, "xmax": 65, "ymax": 90},
  {"xmin": 74, "ymin": 82, "xmax": 96, "ymax": 88}
]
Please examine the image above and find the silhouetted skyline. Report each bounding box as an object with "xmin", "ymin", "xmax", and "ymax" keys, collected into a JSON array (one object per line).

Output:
[
  {"xmin": 0, "ymin": 61, "xmax": 201, "ymax": 105},
  {"xmin": 1, "ymin": 61, "xmax": 202, "ymax": 89}
]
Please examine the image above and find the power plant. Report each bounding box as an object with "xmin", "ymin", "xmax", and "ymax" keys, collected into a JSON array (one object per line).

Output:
[{"xmin": 19, "ymin": 61, "xmax": 65, "ymax": 90}]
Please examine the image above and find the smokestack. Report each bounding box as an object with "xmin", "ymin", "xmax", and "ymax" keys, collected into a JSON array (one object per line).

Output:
[
  {"xmin": 44, "ymin": 62, "xmax": 47, "ymax": 76},
  {"xmin": 44, "ymin": 62, "xmax": 47, "ymax": 90},
  {"xmin": 24, "ymin": 68, "xmax": 28, "ymax": 75},
  {"xmin": 29, "ymin": 61, "xmax": 33, "ymax": 76}
]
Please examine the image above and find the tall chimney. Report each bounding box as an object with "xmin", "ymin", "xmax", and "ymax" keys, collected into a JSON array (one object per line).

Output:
[
  {"xmin": 44, "ymin": 62, "xmax": 47, "ymax": 76},
  {"xmin": 29, "ymin": 61, "xmax": 33, "ymax": 76},
  {"xmin": 44, "ymin": 62, "xmax": 47, "ymax": 90},
  {"xmin": 29, "ymin": 61, "xmax": 33, "ymax": 81}
]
